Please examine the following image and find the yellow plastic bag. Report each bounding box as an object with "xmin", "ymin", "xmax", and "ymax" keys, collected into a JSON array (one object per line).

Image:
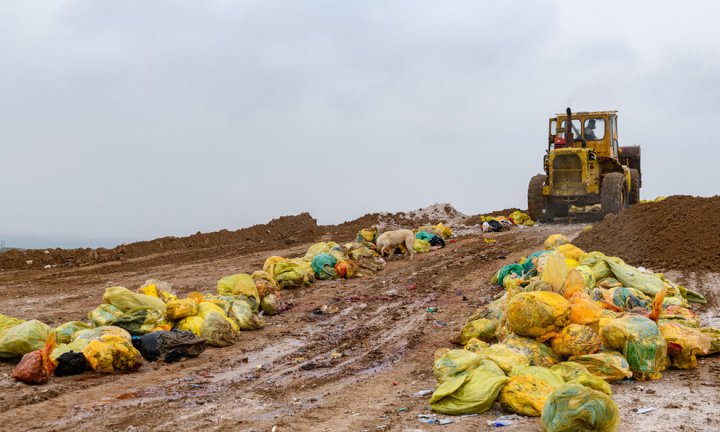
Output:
[
  {"xmin": 463, "ymin": 338, "xmax": 489, "ymax": 352},
  {"xmin": 510, "ymin": 365, "xmax": 565, "ymax": 389},
  {"xmin": 229, "ymin": 298, "xmax": 265, "ymax": 330},
  {"xmin": 476, "ymin": 343, "xmax": 530, "ymax": 374},
  {"xmin": 550, "ymin": 361, "xmax": 612, "ymax": 395},
  {"xmin": 540, "ymin": 383, "xmax": 619, "ymax": 432},
  {"xmin": 429, "ymin": 368, "xmax": 508, "ymax": 415},
  {"xmin": 137, "ymin": 279, "xmax": 176, "ymax": 303},
  {"xmin": 699, "ymin": 327, "xmax": 720, "ymax": 354},
  {"xmin": 0, "ymin": 320, "xmax": 53, "ymax": 359},
  {"xmin": 263, "ymin": 256, "xmax": 287, "ymax": 280},
  {"xmin": 0, "ymin": 314, "xmax": 26, "ymax": 334},
  {"xmin": 544, "ymin": 234, "xmax": 569, "ymax": 250},
  {"xmin": 509, "ymin": 210, "xmax": 535, "ymax": 226},
  {"xmin": 506, "ymin": 291, "xmax": 570, "ymax": 339},
  {"xmin": 251, "ymin": 270, "xmax": 279, "ymax": 294},
  {"xmin": 82, "ymin": 334, "xmax": 143, "ymax": 373},
  {"xmin": 303, "ymin": 242, "xmax": 336, "ymax": 261},
  {"xmin": 568, "ymin": 351, "xmax": 633, "ymax": 382},
  {"xmin": 503, "ymin": 334, "xmax": 561, "ymax": 367},
  {"xmin": 102, "ymin": 286, "xmax": 167, "ymax": 314},
  {"xmin": 459, "ymin": 319, "xmax": 497, "ymax": 344},
  {"xmin": 216, "ymin": 273, "xmax": 260, "ymax": 305},
  {"xmin": 659, "ymin": 322, "xmax": 712, "ymax": 369},
  {"xmin": 433, "ymin": 349, "xmax": 483, "ymax": 383},
  {"xmin": 541, "ymin": 253, "xmax": 569, "ymax": 293},
  {"xmin": 550, "ymin": 324, "xmax": 602, "ymax": 358},
  {"xmin": 413, "ymin": 238, "xmax": 431, "ymax": 253},
  {"xmin": 568, "ymin": 293, "xmax": 603, "ymax": 330},
  {"xmin": 499, "ymin": 375, "xmax": 554, "ymax": 417},
  {"xmin": 557, "ymin": 243, "xmax": 586, "ymax": 262},
  {"xmin": 166, "ymin": 298, "xmax": 199, "ymax": 320}
]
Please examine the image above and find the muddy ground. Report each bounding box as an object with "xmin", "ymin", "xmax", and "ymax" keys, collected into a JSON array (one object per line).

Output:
[{"xmin": 1, "ymin": 223, "xmax": 718, "ymax": 432}]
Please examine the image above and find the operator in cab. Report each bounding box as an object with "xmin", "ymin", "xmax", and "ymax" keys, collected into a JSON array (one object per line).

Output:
[{"xmin": 584, "ymin": 119, "xmax": 598, "ymax": 141}]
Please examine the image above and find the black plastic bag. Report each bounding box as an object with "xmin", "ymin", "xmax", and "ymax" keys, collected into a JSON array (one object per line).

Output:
[
  {"xmin": 429, "ymin": 235, "xmax": 446, "ymax": 248},
  {"xmin": 138, "ymin": 330, "xmax": 206, "ymax": 363},
  {"xmin": 54, "ymin": 351, "xmax": 87, "ymax": 376}
]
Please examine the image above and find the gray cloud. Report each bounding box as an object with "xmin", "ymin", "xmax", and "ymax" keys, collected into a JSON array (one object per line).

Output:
[{"xmin": 1, "ymin": 1, "xmax": 718, "ymax": 248}]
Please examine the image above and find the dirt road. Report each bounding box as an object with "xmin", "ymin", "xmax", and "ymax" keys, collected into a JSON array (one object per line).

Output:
[{"xmin": 1, "ymin": 223, "xmax": 718, "ymax": 431}]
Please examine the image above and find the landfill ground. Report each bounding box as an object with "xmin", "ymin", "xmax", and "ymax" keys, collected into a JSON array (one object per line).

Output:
[{"xmin": 1, "ymin": 222, "xmax": 719, "ymax": 432}]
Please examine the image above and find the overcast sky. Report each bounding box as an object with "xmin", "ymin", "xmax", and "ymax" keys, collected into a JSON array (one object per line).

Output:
[{"xmin": 1, "ymin": 1, "xmax": 719, "ymax": 248}]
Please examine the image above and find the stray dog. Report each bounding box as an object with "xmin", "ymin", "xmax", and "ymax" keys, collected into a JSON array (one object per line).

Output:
[{"xmin": 376, "ymin": 229, "xmax": 415, "ymax": 260}]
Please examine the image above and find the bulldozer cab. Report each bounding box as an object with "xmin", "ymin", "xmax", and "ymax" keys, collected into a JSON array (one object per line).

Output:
[
  {"xmin": 529, "ymin": 107, "xmax": 641, "ymax": 222},
  {"xmin": 548, "ymin": 111, "xmax": 620, "ymax": 159}
]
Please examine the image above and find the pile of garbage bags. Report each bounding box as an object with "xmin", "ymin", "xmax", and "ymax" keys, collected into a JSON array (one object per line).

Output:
[
  {"xmin": 474, "ymin": 211, "xmax": 536, "ymax": 233},
  {"xmin": 1, "ymin": 223, "xmax": 454, "ymax": 385},
  {"xmin": 431, "ymin": 233, "xmax": 718, "ymax": 431}
]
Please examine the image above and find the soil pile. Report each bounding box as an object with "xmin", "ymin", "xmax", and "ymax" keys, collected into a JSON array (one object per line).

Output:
[
  {"xmin": 0, "ymin": 204, "xmax": 470, "ymax": 271},
  {"xmin": 573, "ymin": 195, "xmax": 720, "ymax": 272},
  {"xmin": 0, "ymin": 213, "xmax": 324, "ymax": 270}
]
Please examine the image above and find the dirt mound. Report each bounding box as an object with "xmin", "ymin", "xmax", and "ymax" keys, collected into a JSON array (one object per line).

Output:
[
  {"xmin": 0, "ymin": 213, "xmax": 323, "ymax": 271},
  {"xmin": 0, "ymin": 204, "xmax": 470, "ymax": 271},
  {"xmin": 573, "ymin": 195, "xmax": 720, "ymax": 272}
]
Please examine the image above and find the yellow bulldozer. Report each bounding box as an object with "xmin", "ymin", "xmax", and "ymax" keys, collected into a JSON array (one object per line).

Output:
[{"xmin": 528, "ymin": 108, "xmax": 641, "ymax": 222}]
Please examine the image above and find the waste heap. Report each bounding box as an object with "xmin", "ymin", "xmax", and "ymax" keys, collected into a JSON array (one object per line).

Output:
[
  {"xmin": 430, "ymin": 234, "xmax": 718, "ymax": 432},
  {"xmin": 0, "ymin": 224, "xmax": 454, "ymax": 385}
]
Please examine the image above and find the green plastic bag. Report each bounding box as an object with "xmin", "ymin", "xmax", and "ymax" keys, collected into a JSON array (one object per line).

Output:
[
  {"xmin": 601, "ymin": 315, "xmax": 667, "ymax": 380},
  {"xmin": 0, "ymin": 320, "xmax": 53, "ymax": 359},
  {"xmin": 55, "ymin": 321, "xmax": 93, "ymax": 344},
  {"xmin": 540, "ymin": 383, "xmax": 619, "ymax": 432},
  {"xmin": 311, "ymin": 253, "xmax": 337, "ymax": 280},
  {"xmin": 429, "ymin": 368, "xmax": 508, "ymax": 415}
]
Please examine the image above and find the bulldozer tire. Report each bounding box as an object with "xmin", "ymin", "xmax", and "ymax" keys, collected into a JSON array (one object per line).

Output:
[
  {"xmin": 528, "ymin": 174, "xmax": 549, "ymax": 222},
  {"xmin": 601, "ymin": 172, "xmax": 627, "ymax": 215},
  {"xmin": 629, "ymin": 169, "xmax": 640, "ymax": 205}
]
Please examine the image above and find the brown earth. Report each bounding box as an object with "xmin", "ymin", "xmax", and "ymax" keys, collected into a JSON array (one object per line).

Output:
[
  {"xmin": 573, "ymin": 195, "xmax": 720, "ymax": 272},
  {"xmin": 1, "ymin": 218, "xmax": 719, "ymax": 432}
]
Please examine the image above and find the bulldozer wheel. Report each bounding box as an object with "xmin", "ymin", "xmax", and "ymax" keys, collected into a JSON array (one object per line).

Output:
[
  {"xmin": 629, "ymin": 169, "xmax": 640, "ymax": 204},
  {"xmin": 528, "ymin": 174, "xmax": 549, "ymax": 222},
  {"xmin": 601, "ymin": 172, "xmax": 627, "ymax": 215}
]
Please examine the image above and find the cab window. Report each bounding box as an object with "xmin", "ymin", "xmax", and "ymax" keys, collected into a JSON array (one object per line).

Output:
[
  {"xmin": 583, "ymin": 118, "xmax": 605, "ymax": 140},
  {"xmin": 559, "ymin": 119, "xmax": 581, "ymax": 140}
]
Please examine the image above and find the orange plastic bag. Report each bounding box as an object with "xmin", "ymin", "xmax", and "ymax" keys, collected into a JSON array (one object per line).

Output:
[{"xmin": 12, "ymin": 333, "xmax": 57, "ymax": 385}]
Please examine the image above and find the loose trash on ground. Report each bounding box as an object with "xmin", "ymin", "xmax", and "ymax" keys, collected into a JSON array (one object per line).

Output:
[{"xmin": 426, "ymin": 233, "xmax": 718, "ymax": 431}]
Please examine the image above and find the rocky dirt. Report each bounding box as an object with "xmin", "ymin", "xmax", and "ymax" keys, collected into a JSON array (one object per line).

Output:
[{"xmin": 0, "ymin": 214, "xmax": 718, "ymax": 431}]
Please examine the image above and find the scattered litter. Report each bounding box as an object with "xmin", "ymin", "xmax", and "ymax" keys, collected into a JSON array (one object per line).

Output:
[
  {"xmin": 484, "ymin": 238, "xmax": 497, "ymax": 244},
  {"xmin": 397, "ymin": 407, "xmax": 409, "ymax": 412},
  {"xmin": 633, "ymin": 407, "xmax": 656, "ymax": 414},
  {"xmin": 417, "ymin": 414, "xmax": 453, "ymax": 425},
  {"xmin": 487, "ymin": 414, "xmax": 523, "ymax": 427},
  {"xmin": 413, "ymin": 389, "xmax": 433, "ymax": 397},
  {"xmin": 426, "ymin": 307, "xmax": 438, "ymax": 313},
  {"xmin": 408, "ymin": 284, "xmax": 417, "ymax": 291}
]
